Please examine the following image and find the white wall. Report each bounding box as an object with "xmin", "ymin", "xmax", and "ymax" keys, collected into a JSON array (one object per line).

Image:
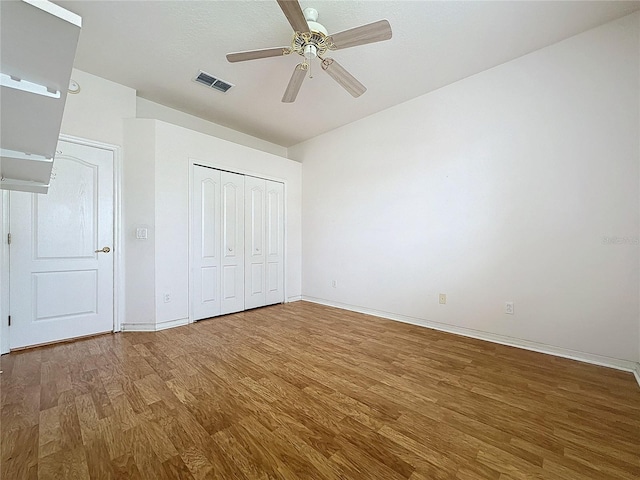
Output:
[
  {"xmin": 290, "ymin": 13, "xmax": 640, "ymax": 363},
  {"xmin": 123, "ymin": 119, "xmax": 302, "ymax": 329},
  {"xmin": 122, "ymin": 120, "xmax": 156, "ymax": 328},
  {"xmin": 62, "ymin": 68, "xmax": 137, "ymax": 146},
  {"xmin": 56, "ymin": 69, "xmax": 300, "ymax": 331},
  {"xmin": 136, "ymin": 97, "xmax": 288, "ymax": 158}
]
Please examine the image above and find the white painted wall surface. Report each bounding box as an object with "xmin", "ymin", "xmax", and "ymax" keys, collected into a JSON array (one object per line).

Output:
[
  {"xmin": 136, "ymin": 98, "xmax": 288, "ymax": 158},
  {"xmin": 124, "ymin": 119, "xmax": 302, "ymax": 328},
  {"xmin": 122, "ymin": 120, "xmax": 156, "ymax": 328},
  {"xmin": 61, "ymin": 69, "xmax": 136, "ymax": 146},
  {"xmin": 290, "ymin": 13, "xmax": 640, "ymax": 363}
]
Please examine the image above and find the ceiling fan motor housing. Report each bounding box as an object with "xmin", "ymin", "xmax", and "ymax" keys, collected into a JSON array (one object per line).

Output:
[
  {"xmin": 303, "ymin": 7, "xmax": 327, "ymax": 34},
  {"xmin": 292, "ymin": 8, "xmax": 332, "ymax": 60},
  {"xmin": 303, "ymin": 7, "xmax": 318, "ymax": 20},
  {"xmin": 290, "ymin": 7, "xmax": 331, "ymax": 59},
  {"xmin": 306, "ymin": 20, "xmax": 328, "ymax": 35}
]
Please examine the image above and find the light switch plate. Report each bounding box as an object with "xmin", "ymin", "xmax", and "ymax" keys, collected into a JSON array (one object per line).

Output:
[{"xmin": 136, "ymin": 227, "xmax": 148, "ymax": 240}]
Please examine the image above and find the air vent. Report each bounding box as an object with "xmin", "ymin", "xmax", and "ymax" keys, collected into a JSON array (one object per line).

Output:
[{"xmin": 194, "ymin": 70, "xmax": 234, "ymax": 93}]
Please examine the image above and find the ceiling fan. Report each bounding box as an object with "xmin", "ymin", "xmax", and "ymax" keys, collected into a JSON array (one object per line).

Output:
[{"xmin": 226, "ymin": 0, "xmax": 392, "ymax": 103}]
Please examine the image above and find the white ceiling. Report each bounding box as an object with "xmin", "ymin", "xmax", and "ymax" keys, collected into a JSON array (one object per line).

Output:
[{"xmin": 54, "ymin": 1, "xmax": 640, "ymax": 147}]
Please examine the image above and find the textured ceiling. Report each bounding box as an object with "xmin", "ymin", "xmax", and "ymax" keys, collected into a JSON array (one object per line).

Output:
[{"xmin": 54, "ymin": 1, "xmax": 640, "ymax": 147}]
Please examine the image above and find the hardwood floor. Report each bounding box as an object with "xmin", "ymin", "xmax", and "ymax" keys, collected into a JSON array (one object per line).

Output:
[{"xmin": 1, "ymin": 301, "xmax": 639, "ymax": 479}]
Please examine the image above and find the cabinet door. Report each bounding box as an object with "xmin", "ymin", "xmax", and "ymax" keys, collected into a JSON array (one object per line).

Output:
[
  {"xmin": 192, "ymin": 166, "xmax": 221, "ymax": 320},
  {"xmin": 220, "ymin": 171, "xmax": 245, "ymax": 315},
  {"xmin": 265, "ymin": 180, "xmax": 284, "ymax": 305},
  {"xmin": 244, "ymin": 176, "xmax": 266, "ymax": 309}
]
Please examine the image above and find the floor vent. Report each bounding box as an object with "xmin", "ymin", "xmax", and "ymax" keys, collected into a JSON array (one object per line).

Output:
[{"xmin": 194, "ymin": 70, "xmax": 234, "ymax": 93}]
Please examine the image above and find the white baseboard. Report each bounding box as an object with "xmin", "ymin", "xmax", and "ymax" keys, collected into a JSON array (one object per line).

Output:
[
  {"xmin": 287, "ymin": 295, "xmax": 302, "ymax": 302},
  {"xmin": 121, "ymin": 317, "xmax": 189, "ymax": 332},
  {"xmin": 302, "ymin": 296, "xmax": 640, "ymax": 389}
]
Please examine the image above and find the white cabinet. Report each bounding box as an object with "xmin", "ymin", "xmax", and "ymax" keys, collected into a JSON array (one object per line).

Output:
[
  {"xmin": 1, "ymin": 0, "xmax": 81, "ymax": 193},
  {"xmin": 192, "ymin": 165, "xmax": 283, "ymax": 321}
]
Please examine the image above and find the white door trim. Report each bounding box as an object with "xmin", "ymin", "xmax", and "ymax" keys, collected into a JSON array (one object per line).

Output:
[
  {"xmin": 1, "ymin": 190, "xmax": 10, "ymax": 354},
  {"xmin": 188, "ymin": 158, "xmax": 289, "ymax": 324},
  {"xmin": 0, "ymin": 135, "xmax": 123, "ymax": 353}
]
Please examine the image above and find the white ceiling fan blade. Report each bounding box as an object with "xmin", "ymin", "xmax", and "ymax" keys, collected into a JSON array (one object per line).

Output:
[
  {"xmin": 329, "ymin": 19, "xmax": 392, "ymax": 50},
  {"xmin": 277, "ymin": 0, "xmax": 309, "ymax": 33},
  {"xmin": 226, "ymin": 47, "xmax": 289, "ymax": 63},
  {"xmin": 282, "ymin": 64, "xmax": 307, "ymax": 103},
  {"xmin": 321, "ymin": 58, "xmax": 366, "ymax": 98}
]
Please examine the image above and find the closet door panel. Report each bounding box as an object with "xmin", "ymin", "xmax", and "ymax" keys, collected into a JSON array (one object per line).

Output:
[
  {"xmin": 192, "ymin": 166, "xmax": 221, "ymax": 320},
  {"xmin": 249, "ymin": 187, "xmax": 264, "ymax": 255},
  {"xmin": 245, "ymin": 176, "xmax": 266, "ymax": 309},
  {"xmin": 220, "ymin": 171, "xmax": 245, "ymax": 314},
  {"xmin": 251, "ymin": 264, "xmax": 264, "ymax": 293},
  {"xmin": 201, "ymin": 267, "xmax": 217, "ymax": 302},
  {"xmin": 222, "ymin": 265, "xmax": 238, "ymax": 299},
  {"xmin": 266, "ymin": 262, "xmax": 280, "ymax": 294},
  {"xmin": 265, "ymin": 180, "xmax": 284, "ymax": 305}
]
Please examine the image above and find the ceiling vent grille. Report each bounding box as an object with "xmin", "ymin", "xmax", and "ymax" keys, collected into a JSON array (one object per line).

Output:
[{"xmin": 194, "ymin": 70, "xmax": 234, "ymax": 93}]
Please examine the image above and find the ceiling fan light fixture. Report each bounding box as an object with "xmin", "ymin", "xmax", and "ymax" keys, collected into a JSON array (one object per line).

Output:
[
  {"xmin": 290, "ymin": 8, "xmax": 333, "ymax": 60},
  {"xmin": 292, "ymin": 30, "xmax": 334, "ymax": 59},
  {"xmin": 226, "ymin": 1, "xmax": 393, "ymax": 103},
  {"xmin": 303, "ymin": 44, "xmax": 317, "ymax": 60}
]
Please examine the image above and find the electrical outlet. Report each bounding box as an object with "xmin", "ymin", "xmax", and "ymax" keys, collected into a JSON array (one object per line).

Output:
[
  {"xmin": 331, "ymin": 280, "xmax": 337, "ymax": 288},
  {"xmin": 164, "ymin": 293, "xmax": 171, "ymax": 303},
  {"xmin": 439, "ymin": 293, "xmax": 446, "ymax": 305},
  {"xmin": 505, "ymin": 301, "xmax": 514, "ymax": 315}
]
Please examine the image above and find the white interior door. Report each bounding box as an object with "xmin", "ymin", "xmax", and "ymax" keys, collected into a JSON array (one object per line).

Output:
[
  {"xmin": 245, "ymin": 176, "xmax": 266, "ymax": 309},
  {"xmin": 9, "ymin": 140, "xmax": 114, "ymax": 349},
  {"xmin": 192, "ymin": 165, "xmax": 221, "ymax": 320},
  {"xmin": 220, "ymin": 171, "xmax": 244, "ymax": 315},
  {"xmin": 265, "ymin": 180, "xmax": 284, "ymax": 305}
]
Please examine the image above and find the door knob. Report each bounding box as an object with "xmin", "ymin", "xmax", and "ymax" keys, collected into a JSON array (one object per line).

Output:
[{"xmin": 95, "ymin": 246, "xmax": 111, "ymax": 253}]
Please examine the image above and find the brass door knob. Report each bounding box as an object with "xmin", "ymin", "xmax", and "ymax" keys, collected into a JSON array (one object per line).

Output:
[{"xmin": 95, "ymin": 246, "xmax": 111, "ymax": 253}]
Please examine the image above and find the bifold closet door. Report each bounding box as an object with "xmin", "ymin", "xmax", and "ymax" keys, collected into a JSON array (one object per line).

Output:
[
  {"xmin": 265, "ymin": 180, "xmax": 284, "ymax": 305},
  {"xmin": 220, "ymin": 171, "xmax": 245, "ymax": 315},
  {"xmin": 245, "ymin": 176, "xmax": 284, "ymax": 309},
  {"xmin": 192, "ymin": 166, "xmax": 244, "ymax": 320},
  {"xmin": 192, "ymin": 166, "xmax": 221, "ymax": 320}
]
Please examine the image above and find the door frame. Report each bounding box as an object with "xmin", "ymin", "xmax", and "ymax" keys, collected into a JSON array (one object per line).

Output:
[
  {"xmin": 0, "ymin": 134, "xmax": 123, "ymax": 353},
  {"xmin": 188, "ymin": 159, "xmax": 289, "ymax": 324},
  {"xmin": 1, "ymin": 190, "xmax": 9, "ymax": 354}
]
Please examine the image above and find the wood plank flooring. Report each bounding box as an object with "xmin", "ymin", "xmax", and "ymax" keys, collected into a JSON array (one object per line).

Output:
[{"xmin": 1, "ymin": 301, "xmax": 639, "ymax": 479}]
